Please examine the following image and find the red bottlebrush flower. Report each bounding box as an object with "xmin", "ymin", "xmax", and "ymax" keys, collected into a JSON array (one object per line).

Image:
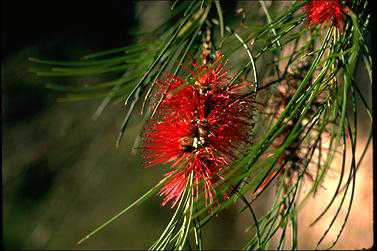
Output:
[
  {"xmin": 304, "ymin": 0, "xmax": 348, "ymax": 32},
  {"xmin": 142, "ymin": 60, "xmax": 255, "ymax": 208}
]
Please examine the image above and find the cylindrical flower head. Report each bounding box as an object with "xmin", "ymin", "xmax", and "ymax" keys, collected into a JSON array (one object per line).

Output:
[
  {"xmin": 304, "ymin": 0, "xmax": 348, "ymax": 32},
  {"xmin": 142, "ymin": 60, "xmax": 255, "ymax": 208}
]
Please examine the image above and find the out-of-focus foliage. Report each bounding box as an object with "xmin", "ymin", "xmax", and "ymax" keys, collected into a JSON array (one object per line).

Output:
[{"xmin": 3, "ymin": 0, "xmax": 372, "ymax": 250}]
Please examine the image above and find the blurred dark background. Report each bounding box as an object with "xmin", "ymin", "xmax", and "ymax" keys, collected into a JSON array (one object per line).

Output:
[
  {"xmin": 2, "ymin": 1, "xmax": 134, "ymax": 124},
  {"xmin": 2, "ymin": 1, "xmax": 252, "ymax": 249},
  {"xmin": 2, "ymin": 1, "xmax": 373, "ymax": 250}
]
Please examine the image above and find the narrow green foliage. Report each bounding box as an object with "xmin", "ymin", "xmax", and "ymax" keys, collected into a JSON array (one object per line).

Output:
[{"xmin": 31, "ymin": 0, "xmax": 371, "ymax": 249}]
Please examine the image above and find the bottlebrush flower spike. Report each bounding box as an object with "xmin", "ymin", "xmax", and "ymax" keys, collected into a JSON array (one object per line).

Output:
[
  {"xmin": 256, "ymin": 79, "xmax": 333, "ymax": 196},
  {"xmin": 142, "ymin": 58, "xmax": 255, "ymax": 208},
  {"xmin": 304, "ymin": 0, "xmax": 348, "ymax": 32}
]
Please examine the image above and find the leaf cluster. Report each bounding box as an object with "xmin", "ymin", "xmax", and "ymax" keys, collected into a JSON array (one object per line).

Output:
[{"xmin": 30, "ymin": 0, "xmax": 371, "ymax": 249}]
